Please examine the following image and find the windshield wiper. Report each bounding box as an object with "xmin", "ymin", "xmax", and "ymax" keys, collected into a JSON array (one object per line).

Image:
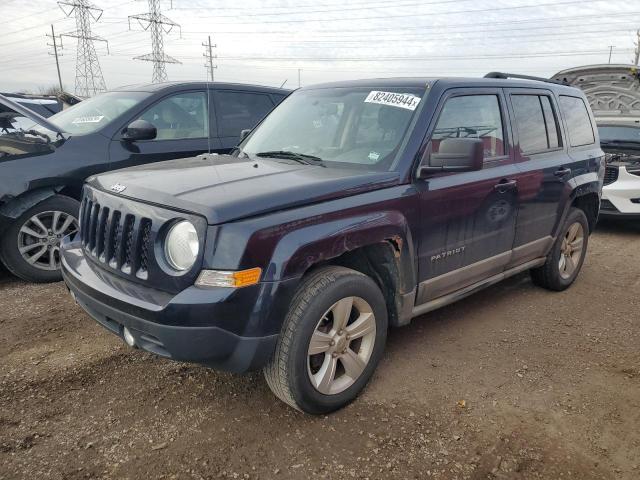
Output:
[
  {"xmin": 255, "ymin": 150, "xmax": 324, "ymax": 166},
  {"xmin": 20, "ymin": 129, "xmax": 52, "ymax": 143}
]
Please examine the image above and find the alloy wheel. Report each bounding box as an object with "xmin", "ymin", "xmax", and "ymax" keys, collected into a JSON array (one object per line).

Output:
[
  {"xmin": 559, "ymin": 221, "xmax": 584, "ymax": 280},
  {"xmin": 17, "ymin": 211, "xmax": 78, "ymax": 271},
  {"xmin": 307, "ymin": 296, "xmax": 377, "ymax": 395}
]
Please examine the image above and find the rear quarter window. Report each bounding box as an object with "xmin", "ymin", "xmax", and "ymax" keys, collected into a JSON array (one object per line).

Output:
[{"xmin": 559, "ymin": 95, "xmax": 595, "ymax": 147}]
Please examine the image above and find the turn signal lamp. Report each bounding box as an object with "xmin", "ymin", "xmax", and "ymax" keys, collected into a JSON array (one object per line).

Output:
[{"xmin": 195, "ymin": 267, "xmax": 262, "ymax": 288}]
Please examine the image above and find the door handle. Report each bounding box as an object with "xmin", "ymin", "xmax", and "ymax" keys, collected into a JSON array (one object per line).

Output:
[
  {"xmin": 554, "ymin": 167, "xmax": 572, "ymax": 178},
  {"xmin": 494, "ymin": 179, "xmax": 517, "ymax": 193}
]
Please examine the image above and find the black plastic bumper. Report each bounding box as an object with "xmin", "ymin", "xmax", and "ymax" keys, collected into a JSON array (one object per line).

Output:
[{"xmin": 61, "ymin": 242, "xmax": 287, "ymax": 373}]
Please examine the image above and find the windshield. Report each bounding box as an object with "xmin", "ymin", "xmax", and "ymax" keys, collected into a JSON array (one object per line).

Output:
[
  {"xmin": 47, "ymin": 91, "xmax": 150, "ymax": 135},
  {"xmin": 238, "ymin": 86, "xmax": 426, "ymax": 171},
  {"xmin": 598, "ymin": 125, "xmax": 640, "ymax": 143}
]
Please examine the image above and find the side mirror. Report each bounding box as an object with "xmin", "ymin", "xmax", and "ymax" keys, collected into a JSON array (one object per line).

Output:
[
  {"xmin": 418, "ymin": 138, "xmax": 484, "ymax": 178},
  {"xmin": 122, "ymin": 119, "xmax": 157, "ymax": 141},
  {"xmin": 239, "ymin": 128, "xmax": 252, "ymax": 142}
]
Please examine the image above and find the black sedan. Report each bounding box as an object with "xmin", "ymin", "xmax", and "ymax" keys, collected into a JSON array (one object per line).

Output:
[{"xmin": 0, "ymin": 82, "xmax": 289, "ymax": 282}]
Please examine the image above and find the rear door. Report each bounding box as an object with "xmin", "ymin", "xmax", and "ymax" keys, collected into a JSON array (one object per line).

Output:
[
  {"xmin": 108, "ymin": 89, "xmax": 214, "ymax": 171},
  {"xmin": 213, "ymin": 90, "xmax": 275, "ymax": 152},
  {"xmin": 415, "ymin": 88, "xmax": 519, "ymax": 304},
  {"xmin": 505, "ymin": 89, "xmax": 593, "ymax": 266}
]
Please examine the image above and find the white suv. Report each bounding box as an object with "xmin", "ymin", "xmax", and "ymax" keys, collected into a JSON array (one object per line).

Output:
[{"xmin": 598, "ymin": 122, "xmax": 640, "ymax": 219}]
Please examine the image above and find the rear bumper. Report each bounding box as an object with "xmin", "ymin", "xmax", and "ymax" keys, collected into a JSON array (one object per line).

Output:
[{"xmin": 61, "ymin": 238, "xmax": 297, "ymax": 373}]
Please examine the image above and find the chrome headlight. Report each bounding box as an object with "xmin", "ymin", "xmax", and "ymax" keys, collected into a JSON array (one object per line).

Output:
[{"xmin": 164, "ymin": 220, "xmax": 199, "ymax": 271}]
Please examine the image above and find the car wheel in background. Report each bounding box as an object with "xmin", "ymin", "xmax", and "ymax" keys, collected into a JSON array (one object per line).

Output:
[
  {"xmin": 264, "ymin": 266, "xmax": 388, "ymax": 414},
  {"xmin": 0, "ymin": 195, "xmax": 79, "ymax": 283},
  {"xmin": 530, "ymin": 207, "xmax": 589, "ymax": 291}
]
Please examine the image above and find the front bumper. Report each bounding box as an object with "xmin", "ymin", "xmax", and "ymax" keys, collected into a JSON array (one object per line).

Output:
[
  {"xmin": 61, "ymin": 238, "xmax": 297, "ymax": 373},
  {"xmin": 601, "ymin": 166, "xmax": 640, "ymax": 218}
]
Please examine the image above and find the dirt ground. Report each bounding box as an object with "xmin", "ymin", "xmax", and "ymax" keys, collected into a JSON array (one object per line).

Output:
[{"xmin": 1, "ymin": 220, "xmax": 639, "ymax": 480}]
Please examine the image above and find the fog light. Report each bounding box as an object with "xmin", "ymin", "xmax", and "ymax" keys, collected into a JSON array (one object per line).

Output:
[{"xmin": 123, "ymin": 327, "xmax": 136, "ymax": 347}]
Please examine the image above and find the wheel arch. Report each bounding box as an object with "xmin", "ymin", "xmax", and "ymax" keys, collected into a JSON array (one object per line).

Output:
[
  {"xmin": 571, "ymin": 191, "xmax": 600, "ymax": 234},
  {"xmin": 552, "ymin": 175, "xmax": 601, "ymax": 238},
  {"xmin": 0, "ymin": 187, "xmax": 60, "ymax": 220},
  {"xmin": 271, "ymin": 213, "xmax": 417, "ymax": 328}
]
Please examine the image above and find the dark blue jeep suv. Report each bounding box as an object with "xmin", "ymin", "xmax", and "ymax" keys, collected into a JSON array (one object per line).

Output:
[{"xmin": 61, "ymin": 74, "xmax": 604, "ymax": 414}]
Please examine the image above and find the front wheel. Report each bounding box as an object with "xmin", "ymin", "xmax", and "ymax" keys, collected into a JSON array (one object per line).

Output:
[
  {"xmin": 264, "ymin": 266, "xmax": 388, "ymax": 414},
  {"xmin": 530, "ymin": 207, "xmax": 589, "ymax": 291},
  {"xmin": 0, "ymin": 195, "xmax": 79, "ymax": 283}
]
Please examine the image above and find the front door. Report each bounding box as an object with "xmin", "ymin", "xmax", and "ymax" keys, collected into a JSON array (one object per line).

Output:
[
  {"xmin": 109, "ymin": 90, "xmax": 216, "ymax": 171},
  {"xmin": 415, "ymin": 89, "xmax": 519, "ymax": 305}
]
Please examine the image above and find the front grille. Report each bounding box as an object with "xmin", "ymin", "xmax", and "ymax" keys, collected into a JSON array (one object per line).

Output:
[
  {"xmin": 79, "ymin": 198, "xmax": 152, "ymax": 280},
  {"xmin": 603, "ymin": 166, "xmax": 619, "ymax": 186},
  {"xmin": 77, "ymin": 186, "xmax": 207, "ymax": 293}
]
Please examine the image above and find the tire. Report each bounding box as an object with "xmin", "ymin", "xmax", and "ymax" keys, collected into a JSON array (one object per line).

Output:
[
  {"xmin": 264, "ymin": 266, "xmax": 388, "ymax": 414},
  {"xmin": 530, "ymin": 207, "xmax": 589, "ymax": 291},
  {"xmin": 0, "ymin": 195, "xmax": 80, "ymax": 283}
]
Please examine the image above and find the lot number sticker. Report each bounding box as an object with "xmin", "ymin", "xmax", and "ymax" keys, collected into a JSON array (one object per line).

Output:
[
  {"xmin": 71, "ymin": 115, "xmax": 105, "ymax": 124},
  {"xmin": 364, "ymin": 91, "xmax": 421, "ymax": 111}
]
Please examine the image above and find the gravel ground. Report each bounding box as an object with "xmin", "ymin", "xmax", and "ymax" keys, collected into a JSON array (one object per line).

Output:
[{"xmin": 1, "ymin": 220, "xmax": 639, "ymax": 480}]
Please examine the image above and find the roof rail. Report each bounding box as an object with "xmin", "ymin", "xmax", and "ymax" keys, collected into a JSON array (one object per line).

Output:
[{"xmin": 484, "ymin": 72, "xmax": 569, "ymax": 86}]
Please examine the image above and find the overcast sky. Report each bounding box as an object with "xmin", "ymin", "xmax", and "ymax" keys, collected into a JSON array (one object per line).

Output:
[{"xmin": 1, "ymin": 0, "xmax": 638, "ymax": 94}]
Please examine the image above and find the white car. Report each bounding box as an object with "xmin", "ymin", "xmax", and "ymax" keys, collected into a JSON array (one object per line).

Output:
[{"xmin": 598, "ymin": 122, "xmax": 640, "ymax": 219}]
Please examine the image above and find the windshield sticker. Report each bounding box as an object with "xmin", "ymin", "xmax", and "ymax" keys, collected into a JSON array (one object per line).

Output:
[
  {"xmin": 368, "ymin": 151, "xmax": 380, "ymax": 162},
  {"xmin": 71, "ymin": 115, "xmax": 105, "ymax": 124},
  {"xmin": 364, "ymin": 91, "xmax": 421, "ymax": 111}
]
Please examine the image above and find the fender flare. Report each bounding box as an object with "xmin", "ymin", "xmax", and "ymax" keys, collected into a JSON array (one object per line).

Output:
[
  {"xmin": 266, "ymin": 211, "xmax": 417, "ymax": 326},
  {"xmin": 0, "ymin": 187, "xmax": 60, "ymax": 220},
  {"xmin": 553, "ymin": 172, "xmax": 601, "ymax": 238}
]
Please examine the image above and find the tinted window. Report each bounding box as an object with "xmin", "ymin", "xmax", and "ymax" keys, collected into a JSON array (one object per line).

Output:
[
  {"xmin": 540, "ymin": 96, "xmax": 560, "ymax": 148},
  {"xmin": 272, "ymin": 94, "xmax": 288, "ymax": 105},
  {"xmin": 432, "ymin": 95, "xmax": 504, "ymax": 158},
  {"xmin": 215, "ymin": 91, "xmax": 274, "ymax": 137},
  {"xmin": 138, "ymin": 92, "xmax": 208, "ymax": 140},
  {"xmin": 559, "ymin": 95, "xmax": 595, "ymax": 147},
  {"xmin": 512, "ymin": 95, "xmax": 560, "ymax": 153}
]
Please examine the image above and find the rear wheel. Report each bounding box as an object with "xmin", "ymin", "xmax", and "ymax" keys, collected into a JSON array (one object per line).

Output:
[
  {"xmin": 0, "ymin": 195, "xmax": 79, "ymax": 283},
  {"xmin": 530, "ymin": 207, "xmax": 589, "ymax": 291},
  {"xmin": 264, "ymin": 266, "xmax": 388, "ymax": 414}
]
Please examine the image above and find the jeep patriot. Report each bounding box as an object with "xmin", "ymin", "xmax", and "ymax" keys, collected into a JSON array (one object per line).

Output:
[{"xmin": 61, "ymin": 74, "xmax": 604, "ymax": 413}]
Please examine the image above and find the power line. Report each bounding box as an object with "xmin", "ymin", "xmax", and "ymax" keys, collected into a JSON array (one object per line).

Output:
[
  {"xmin": 179, "ymin": 10, "xmax": 639, "ymax": 36},
  {"xmin": 128, "ymin": 0, "xmax": 181, "ymax": 83},
  {"xmin": 58, "ymin": 0, "xmax": 108, "ymax": 97},
  {"xmin": 168, "ymin": 0, "xmax": 612, "ymax": 26},
  {"xmin": 204, "ymin": 49, "xmax": 635, "ymax": 63}
]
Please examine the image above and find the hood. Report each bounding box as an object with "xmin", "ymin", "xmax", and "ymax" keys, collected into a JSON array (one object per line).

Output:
[
  {"xmin": 0, "ymin": 93, "xmax": 64, "ymax": 135},
  {"xmin": 88, "ymin": 154, "xmax": 401, "ymax": 224}
]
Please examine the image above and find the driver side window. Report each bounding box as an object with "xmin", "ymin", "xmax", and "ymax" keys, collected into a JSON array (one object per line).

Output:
[
  {"xmin": 137, "ymin": 91, "xmax": 208, "ymax": 141},
  {"xmin": 432, "ymin": 95, "xmax": 505, "ymax": 159}
]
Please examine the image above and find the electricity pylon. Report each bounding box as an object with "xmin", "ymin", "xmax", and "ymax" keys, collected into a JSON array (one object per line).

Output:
[
  {"xmin": 129, "ymin": 0, "xmax": 181, "ymax": 83},
  {"xmin": 58, "ymin": 0, "xmax": 108, "ymax": 97}
]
